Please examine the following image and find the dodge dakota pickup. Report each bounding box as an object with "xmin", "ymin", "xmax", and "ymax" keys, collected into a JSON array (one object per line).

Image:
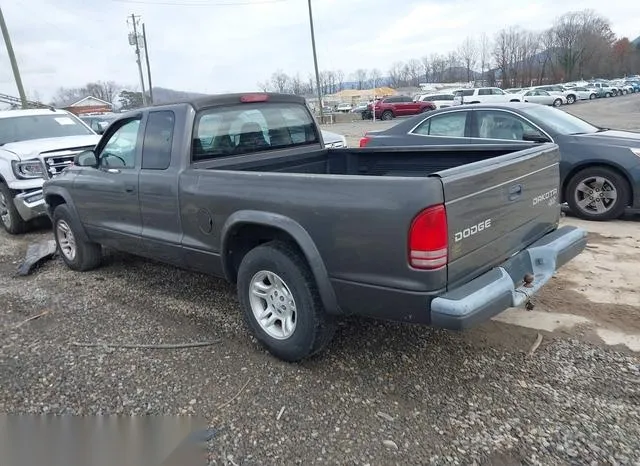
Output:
[
  {"xmin": 42, "ymin": 93, "xmax": 587, "ymax": 362},
  {"xmin": 0, "ymin": 108, "xmax": 101, "ymax": 234}
]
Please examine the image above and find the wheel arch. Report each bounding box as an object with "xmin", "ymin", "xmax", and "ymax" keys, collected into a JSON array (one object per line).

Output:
[
  {"xmin": 221, "ymin": 211, "xmax": 340, "ymax": 315},
  {"xmin": 562, "ymin": 162, "xmax": 634, "ymax": 206},
  {"xmin": 43, "ymin": 187, "xmax": 91, "ymax": 241}
]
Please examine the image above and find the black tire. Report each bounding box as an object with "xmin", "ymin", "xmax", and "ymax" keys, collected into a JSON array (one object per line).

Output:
[
  {"xmin": 566, "ymin": 95, "xmax": 576, "ymax": 104},
  {"xmin": 381, "ymin": 110, "xmax": 393, "ymax": 121},
  {"xmin": 565, "ymin": 166, "xmax": 629, "ymax": 221},
  {"xmin": 589, "ymin": 93, "xmax": 596, "ymax": 100},
  {"xmin": 52, "ymin": 204, "xmax": 102, "ymax": 271},
  {"xmin": 605, "ymin": 92, "xmax": 612, "ymax": 98},
  {"xmin": 0, "ymin": 183, "xmax": 28, "ymax": 235},
  {"xmin": 553, "ymin": 98, "xmax": 563, "ymax": 107},
  {"xmin": 237, "ymin": 241, "xmax": 336, "ymax": 362}
]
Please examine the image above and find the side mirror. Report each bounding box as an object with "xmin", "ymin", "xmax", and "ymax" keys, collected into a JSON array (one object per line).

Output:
[
  {"xmin": 74, "ymin": 150, "xmax": 98, "ymax": 167},
  {"xmin": 522, "ymin": 132, "xmax": 551, "ymax": 143}
]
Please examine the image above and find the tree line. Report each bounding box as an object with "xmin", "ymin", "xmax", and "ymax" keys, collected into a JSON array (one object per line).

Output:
[
  {"xmin": 259, "ymin": 9, "xmax": 640, "ymax": 95},
  {"xmin": 49, "ymin": 81, "xmax": 144, "ymax": 111}
]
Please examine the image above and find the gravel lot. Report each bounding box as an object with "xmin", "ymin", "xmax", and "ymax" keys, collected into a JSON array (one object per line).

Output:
[{"xmin": 1, "ymin": 95, "xmax": 640, "ymax": 465}]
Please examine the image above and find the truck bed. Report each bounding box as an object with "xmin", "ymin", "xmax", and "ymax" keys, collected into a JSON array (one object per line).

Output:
[{"xmin": 193, "ymin": 145, "xmax": 520, "ymax": 178}]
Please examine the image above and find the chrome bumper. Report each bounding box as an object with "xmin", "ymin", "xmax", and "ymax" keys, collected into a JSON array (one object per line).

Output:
[{"xmin": 13, "ymin": 190, "xmax": 48, "ymax": 222}]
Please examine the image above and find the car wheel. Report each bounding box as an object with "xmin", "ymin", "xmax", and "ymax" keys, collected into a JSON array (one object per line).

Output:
[
  {"xmin": 566, "ymin": 95, "xmax": 576, "ymax": 104},
  {"xmin": 0, "ymin": 183, "xmax": 28, "ymax": 235},
  {"xmin": 53, "ymin": 204, "xmax": 102, "ymax": 271},
  {"xmin": 553, "ymin": 98, "xmax": 563, "ymax": 107},
  {"xmin": 237, "ymin": 241, "xmax": 336, "ymax": 362},
  {"xmin": 605, "ymin": 92, "xmax": 612, "ymax": 98},
  {"xmin": 589, "ymin": 93, "xmax": 596, "ymax": 100},
  {"xmin": 381, "ymin": 110, "xmax": 394, "ymax": 120},
  {"xmin": 566, "ymin": 166, "xmax": 629, "ymax": 221}
]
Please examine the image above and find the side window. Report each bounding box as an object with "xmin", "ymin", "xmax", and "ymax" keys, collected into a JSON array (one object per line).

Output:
[
  {"xmin": 400, "ymin": 96, "xmax": 413, "ymax": 102},
  {"xmin": 476, "ymin": 111, "xmax": 544, "ymax": 141},
  {"xmin": 463, "ymin": 90, "xmax": 474, "ymax": 96},
  {"xmin": 478, "ymin": 88, "xmax": 491, "ymax": 96},
  {"xmin": 142, "ymin": 111, "xmax": 175, "ymax": 170},
  {"xmin": 492, "ymin": 88, "xmax": 505, "ymax": 95},
  {"xmin": 99, "ymin": 119, "xmax": 141, "ymax": 168},
  {"xmin": 412, "ymin": 112, "xmax": 467, "ymax": 137}
]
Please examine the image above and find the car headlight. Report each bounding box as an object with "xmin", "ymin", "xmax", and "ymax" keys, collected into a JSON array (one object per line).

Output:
[
  {"xmin": 630, "ymin": 148, "xmax": 640, "ymax": 158},
  {"xmin": 11, "ymin": 159, "xmax": 46, "ymax": 179}
]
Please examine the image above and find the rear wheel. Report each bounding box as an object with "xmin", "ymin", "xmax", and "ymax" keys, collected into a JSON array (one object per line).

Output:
[
  {"xmin": 565, "ymin": 166, "xmax": 629, "ymax": 221},
  {"xmin": 589, "ymin": 93, "xmax": 596, "ymax": 100},
  {"xmin": 237, "ymin": 241, "xmax": 336, "ymax": 362},
  {"xmin": 53, "ymin": 204, "xmax": 102, "ymax": 271},
  {"xmin": 553, "ymin": 98, "xmax": 563, "ymax": 107},
  {"xmin": 566, "ymin": 95, "xmax": 576, "ymax": 104},
  {"xmin": 381, "ymin": 110, "xmax": 393, "ymax": 120},
  {"xmin": 0, "ymin": 183, "xmax": 27, "ymax": 235}
]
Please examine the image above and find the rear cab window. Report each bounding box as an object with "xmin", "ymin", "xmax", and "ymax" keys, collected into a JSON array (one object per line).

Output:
[{"xmin": 192, "ymin": 102, "xmax": 319, "ymax": 161}]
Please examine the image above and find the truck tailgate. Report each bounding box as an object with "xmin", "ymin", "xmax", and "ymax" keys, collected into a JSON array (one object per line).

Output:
[{"xmin": 434, "ymin": 144, "xmax": 561, "ymax": 288}]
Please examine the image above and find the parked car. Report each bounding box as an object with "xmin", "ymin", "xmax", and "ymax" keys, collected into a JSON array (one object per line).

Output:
[
  {"xmin": 532, "ymin": 85, "xmax": 578, "ymax": 104},
  {"xmin": 510, "ymin": 89, "xmax": 566, "ymax": 107},
  {"xmin": 570, "ymin": 86, "xmax": 599, "ymax": 100},
  {"xmin": 358, "ymin": 103, "xmax": 640, "ymax": 221},
  {"xmin": 350, "ymin": 102, "xmax": 369, "ymax": 115},
  {"xmin": 320, "ymin": 129, "xmax": 347, "ymax": 148},
  {"xmin": 452, "ymin": 87, "xmax": 514, "ymax": 105},
  {"xmin": 504, "ymin": 88, "xmax": 524, "ymax": 94},
  {"xmin": 0, "ymin": 109, "xmax": 101, "ymax": 234},
  {"xmin": 42, "ymin": 92, "xmax": 586, "ymax": 362},
  {"xmin": 335, "ymin": 103, "xmax": 352, "ymax": 113},
  {"xmin": 414, "ymin": 93, "xmax": 455, "ymax": 109},
  {"xmin": 588, "ymin": 81, "xmax": 617, "ymax": 97},
  {"xmin": 624, "ymin": 80, "xmax": 640, "ymax": 92},
  {"xmin": 362, "ymin": 95, "xmax": 436, "ymax": 120}
]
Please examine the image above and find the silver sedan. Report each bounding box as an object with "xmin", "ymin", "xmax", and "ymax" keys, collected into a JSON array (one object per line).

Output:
[{"xmin": 512, "ymin": 89, "xmax": 566, "ymax": 107}]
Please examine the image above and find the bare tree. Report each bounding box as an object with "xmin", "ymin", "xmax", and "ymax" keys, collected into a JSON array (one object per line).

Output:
[
  {"xmin": 85, "ymin": 81, "xmax": 120, "ymax": 103},
  {"xmin": 353, "ymin": 69, "xmax": 368, "ymax": 90},
  {"xmin": 388, "ymin": 62, "xmax": 404, "ymax": 88},
  {"xmin": 478, "ymin": 32, "xmax": 491, "ymax": 82},
  {"xmin": 420, "ymin": 55, "xmax": 430, "ymax": 83},
  {"xmin": 458, "ymin": 36, "xmax": 478, "ymax": 82},
  {"xmin": 335, "ymin": 69, "xmax": 345, "ymax": 91},
  {"xmin": 270, "ymin": 70, "xmax": 290, "ymax": 93},
  {"xmin": 368, "ymin": 68, "xmax": 382, "ymax": 89},
  {"xmin": 446, "ymin": 52, "xmax": 459, "ymax": 82},
  {"xmin": 406, "ymin": 59, "xmax": 422, "ymax": 86}
]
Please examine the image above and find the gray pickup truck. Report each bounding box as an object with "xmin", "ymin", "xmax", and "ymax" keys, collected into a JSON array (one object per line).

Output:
[{"xmin": 42, "ymin": 93, "xmax": 587, "ymax": 362}]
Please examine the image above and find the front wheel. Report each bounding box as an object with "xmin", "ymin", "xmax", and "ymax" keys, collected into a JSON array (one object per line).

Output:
[
  {"xmin": 589, "ymin": 93, "xmax": 596, "ymax": 100},
  {"xmin": 237, "ymin": 241, "xmax": 336, "ymax": 362},
  {"xmin": 0, "ymin": 183, "xmax": 28, "ymax": 235},
  {"xmin": 566, "ymin": 95, "xmax": 576, "ymax": 104},
  {"xmin": 553, "ymin": 98, "xmax": 563, "ymax": 107},
  {"xmin": 53, "ymin": 204, "xmax": 102, "ymax": 271},
  {"xmin": 381, "ymin": 110, "xmax": 394, "ymax": 120},
  {"xmin": 565, "ymin": 167, "xmax": 629, "ymax": 221},
  {"xmin": 605, "ymin": 92, "xmax": 612, "ymax": 98}
]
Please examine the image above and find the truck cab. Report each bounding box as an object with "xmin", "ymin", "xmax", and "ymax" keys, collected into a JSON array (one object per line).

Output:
[{"xmin": 0, "ymin": 108, "xmax": 101, "ymax": 234}]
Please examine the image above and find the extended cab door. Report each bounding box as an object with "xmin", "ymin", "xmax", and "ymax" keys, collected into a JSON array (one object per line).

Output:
[
  {"xmin": 137, "ymin": 110, "xmax": 185, "ymax": 267},
  {"xmin": 72, "ymin": 116, "xmax": 143, "ymax": 252}
]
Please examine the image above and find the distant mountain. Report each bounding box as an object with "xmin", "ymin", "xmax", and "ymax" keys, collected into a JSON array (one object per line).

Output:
[
  {"xmin": 633, "ymin": 36, "xmax": 640, "ymax": 47},
  {"xmin": 151, "ymin": 86, "xmax": 208, "ymax": 104}
]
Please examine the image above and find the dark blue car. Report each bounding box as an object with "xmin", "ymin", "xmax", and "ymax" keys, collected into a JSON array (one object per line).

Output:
[{"xmin": 360, "ymin": 103, "xmax": 640, "ymax": 221}]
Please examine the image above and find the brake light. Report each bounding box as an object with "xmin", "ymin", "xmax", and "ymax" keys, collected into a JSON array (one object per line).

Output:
[
  {"xmin": 240, "ymin": 93, "xmax": 269, "ymax": 103},
  {"xmin": 408, "ymin": 204, "xmax": 448, "ymax": 270},
  {"xmin": 359, "ymin": 135, "xmax": 371, "ymax": 147}
]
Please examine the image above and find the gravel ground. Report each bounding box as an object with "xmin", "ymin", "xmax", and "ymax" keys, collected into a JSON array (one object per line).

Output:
[{"xmin": 1, "ymin": 96, "xmax": 640, "ymax": 465}]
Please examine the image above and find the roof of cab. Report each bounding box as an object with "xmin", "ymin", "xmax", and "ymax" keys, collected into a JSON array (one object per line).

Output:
[{"xmin": 0, "ymin": 108, "xmax": 70, "ymax": 119}]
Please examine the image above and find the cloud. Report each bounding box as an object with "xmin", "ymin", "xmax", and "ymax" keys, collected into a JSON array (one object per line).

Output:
[{"xmin": 0, "ymin": 0, "xmax": 638, "ymax": 102}]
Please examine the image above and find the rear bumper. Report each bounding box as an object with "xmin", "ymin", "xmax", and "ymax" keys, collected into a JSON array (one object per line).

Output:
[
  {"xmin": 430, "ymin": 225, "xmax": 588, "ymax": 330},
  {"xmin": 13, "ymin": 189, "xmax": 48, "ymax": 222}
]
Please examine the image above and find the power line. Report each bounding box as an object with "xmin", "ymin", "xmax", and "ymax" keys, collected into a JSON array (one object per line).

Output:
[{"xmin": 111, "ymin": 0, "xmax": 286, "ymax": 6}]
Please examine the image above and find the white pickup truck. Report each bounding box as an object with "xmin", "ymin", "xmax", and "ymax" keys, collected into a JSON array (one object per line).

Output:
[{"xmin": 0, "ymin": 109, "xmax": 101, "ymax": 234}]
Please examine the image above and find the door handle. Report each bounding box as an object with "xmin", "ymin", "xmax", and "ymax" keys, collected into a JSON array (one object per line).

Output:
[
  {"xmin": 125, "ymin": 185, "xmax": 136, "ymax": 193},
  {"xmin": 508, "ymin": 184, "xmax": 523, "ymax": 201}
]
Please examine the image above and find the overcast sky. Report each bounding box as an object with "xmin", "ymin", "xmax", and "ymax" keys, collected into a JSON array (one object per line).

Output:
[{"xmin": 1, "ymin": 0, "xmax": 639, "ymax": 102}]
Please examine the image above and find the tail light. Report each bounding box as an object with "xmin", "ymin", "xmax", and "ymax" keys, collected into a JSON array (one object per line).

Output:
[
  {"xmin": 240, "ymin": 93, "xmax": 268, "ymax": 103},
  {"xmin": 408, "ymin": 204, "xmax": 448, "ymax": 270},
  {"xmin": 359, "ymin": 135, "xmax": 371, "ymax": 147}
]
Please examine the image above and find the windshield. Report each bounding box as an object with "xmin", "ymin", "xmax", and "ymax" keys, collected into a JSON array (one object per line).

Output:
[
  {"xmin": 0, "ymin": 114, "xmax": 94, "ymax": 145},
  {"xmin": 522, "ymin": 105, "xmax": 599, "ymax": 135}
]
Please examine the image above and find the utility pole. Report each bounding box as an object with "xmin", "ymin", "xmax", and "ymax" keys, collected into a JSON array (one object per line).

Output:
[
  {"xmin": 127, "ymin": 14, "xmax": 147, "ymax": 106},
  {"xmin": 142, "ymin": 23, "xmax": 153, "ymax": 105},
  {"xmin": 307, "ymin": 0, "xmax": 323, "ymax": 122},
  {"xmin": 0, "ymin": 6, "xmax": 27, "ymax": 108}
]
